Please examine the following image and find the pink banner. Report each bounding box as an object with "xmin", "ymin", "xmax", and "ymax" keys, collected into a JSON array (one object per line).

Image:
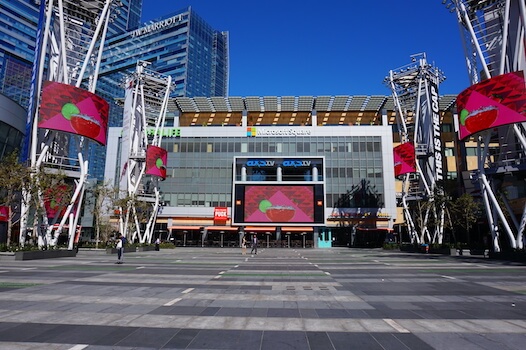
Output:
[
  {"xmin": 38, "ymin": 81, "xmax": 109, "ymax": 145},
  {"xmin": 146, "ymin": 145, "xmax": 167, "ymax": 179},
  {"xmin": 0, "ymin": 206, "xmax": 8, "ymax": 222},
  {"xmin": 393, "ymin": 143, "xmax": 416, "ymax": 177},
  {"xmin": 457, "ymin": 71, "xmax": 526, "ymax": 140}
]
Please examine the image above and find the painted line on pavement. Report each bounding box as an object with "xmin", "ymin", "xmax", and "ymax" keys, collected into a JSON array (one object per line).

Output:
[
  {"xmin": 164, "ymin": 297, "xmax": 181, "ymax": 306},
  {"xmin": 68, "ymin": 345, "xmax": 88, "ymax": 350},
  {"xmin": 441, "ymin": 275, "xmax": 456, "ymax": 280},
  {"xmin": 181, "ymin": 288, "xmax": 194, "ymax": 294},
  {"xmin": 383, "ymin": 318, "xmax": 410, "ymax": 333}
]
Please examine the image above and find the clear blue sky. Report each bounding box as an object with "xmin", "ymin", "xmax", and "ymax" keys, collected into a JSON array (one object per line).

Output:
[{"xmin": 142, "ymin": 0, "xmax": 468, "ymax": 97}]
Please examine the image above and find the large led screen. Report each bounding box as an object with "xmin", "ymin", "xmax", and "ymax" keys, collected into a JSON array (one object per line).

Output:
[
  {"xmin": 38, "ymin": 81, "xmax": 109, "ymax": 145},
  {"xmin": 146, "ymin": 145, "xmax": 167, "ymax": 179},
  {"xmin": 457, "ymin": 71, "xmax": 526, "ymax": 140},
  {"xmin": 233, "ymin": 184, "xmax": 325, "ymax": 226}
]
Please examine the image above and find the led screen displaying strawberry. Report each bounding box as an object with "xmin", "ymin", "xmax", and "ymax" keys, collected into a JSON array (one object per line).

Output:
[
  {"xmin": 265, "ymin": 206, "xmax": 296, "ymax": 222},
  {"xmin": 38, "ymin": 81, "xmax": 109, "ymax": 145},
  {"xmin": 146, "ymin": 145, "xmax": 167, "ymax": 179},
  {"xmin": 459, "ymin": 106, "xmax": 498, "ymax": 134},
  {"xmin": 456, "ymin": 71, "xmax": 526, "ymax": 140},
  {"xmin": 70, "ymin": 113, "xmax": 102, "ymax": 139},
  {"xmin": 243, "ymin": 186, "xmax": 313, "ymax": 223}
]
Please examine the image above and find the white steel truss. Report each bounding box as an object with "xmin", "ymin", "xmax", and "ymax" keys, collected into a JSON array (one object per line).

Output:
[
  {"xmin": 385, "ymin": 53, "xmax": 446, "ymax": 244},
  {"xmin": 119, "ymin": 61, "xmax": 173, "ymax": 244},
  {"xmin": 446, "ymin": 0, "xmax": 526, "ymax": 252},
  {"xmin": 19, "ymin": 0, "xmax": 119, "ymax": 249}
]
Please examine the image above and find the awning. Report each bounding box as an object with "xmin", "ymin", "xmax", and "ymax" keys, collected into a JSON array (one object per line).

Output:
[
  {"xmin": 206, "ymin": 226, "xmax": 238, "ymax": 231},
  {"xmin": 244, "ymin": 226, "xmax": 276, "ymax": 232},
  {"xmin": 169, "ymin": 226, "xmax": 202, "ymax": 231},
  {"xmin": 357, "ymin": 227, "xmax": 394, "ymax": 231},
  {"xmin": 281, "ymin": 227, "xmax": 313, "ymax": 232}
]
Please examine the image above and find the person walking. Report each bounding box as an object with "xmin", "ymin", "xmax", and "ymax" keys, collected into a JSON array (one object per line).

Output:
[
  {"xmin": 250, "ymin": 234, "xmax": 258, "ymax": 255},
  {"xmin": 155, "ymin": 237, "xmax": 160, "ymax": 251},
  {"xmin": 115, "ymin": 235, "xmax": 124, "ymax": 264},
  {"xmin": 241, "ymin": 235, "xmax": 247, "ymax": 255}
]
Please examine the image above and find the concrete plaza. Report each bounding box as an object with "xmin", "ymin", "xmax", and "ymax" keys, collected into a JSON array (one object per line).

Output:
[{"xmin": 0, "ymin": 247, "xmax": 525, "ymax": 349}]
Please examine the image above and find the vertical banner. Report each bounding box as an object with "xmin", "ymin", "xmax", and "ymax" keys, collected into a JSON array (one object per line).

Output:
[
  {"xmin": 21, "ymin": 0, "xmax": 46, "ymax": 162},
  {"xmin": 0, "ymin": 206, "xmax": 9, "ymax": 222},
  {"xmin": 119, "ymin": 79, "xmax": 134, "ymax": 190},
  {"xmin": 430, "ymin": 79, "xmax": 444, "ymax": 183},
  {"xmin": 393, "ymin": 143, "xmax": 416, "ymax": 177}
]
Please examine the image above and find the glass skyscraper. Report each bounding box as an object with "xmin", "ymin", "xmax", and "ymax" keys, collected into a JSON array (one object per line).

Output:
[
  {"xmin": 0, "ymin": 1, "xmax": 229, "ymax": 179},
  {"xmin": 0, "ymin": 0, "xmax": 39, "ymax": 108},
  {"xmin": 0, "ymin": 0, "xmax": 143, "ymax": 110},
  {"xmin": 89, "ymin": 6, "xmax": 229, "ymax": 179}
]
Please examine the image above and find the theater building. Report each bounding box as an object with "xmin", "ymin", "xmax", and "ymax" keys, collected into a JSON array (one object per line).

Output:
[{"xmin": 105, "ymin": 94, "xmax": 457, "ymax": 247}]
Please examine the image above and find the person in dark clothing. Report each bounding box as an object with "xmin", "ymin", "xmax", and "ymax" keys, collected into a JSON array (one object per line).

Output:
[{"xmin": 250, "ymin": 235, "xmax": 258, "ymax": 255}]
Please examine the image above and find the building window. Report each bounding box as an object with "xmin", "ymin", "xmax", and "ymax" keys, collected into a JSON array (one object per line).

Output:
[
  {"xmin": 447, "ymin": 172, "xmax": 458, "ymax": 180},
  {"xmin": 466, "ymin": 147, "xmax": 477, "ymax": 156}
]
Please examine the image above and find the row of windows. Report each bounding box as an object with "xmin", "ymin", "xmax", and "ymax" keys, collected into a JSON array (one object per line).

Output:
[
  {"xmin": 163, "ymin": 191, "xmax": 384, "ymax": 209},
  {"xmin": 162, "ymin": 138, "xmax": 383, "ymax": 155}
]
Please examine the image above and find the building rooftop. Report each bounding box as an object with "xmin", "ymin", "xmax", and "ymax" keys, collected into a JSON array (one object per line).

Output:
[{"xmin": 169, "ymin": 95, "xmax": 457, "ymax": 127}]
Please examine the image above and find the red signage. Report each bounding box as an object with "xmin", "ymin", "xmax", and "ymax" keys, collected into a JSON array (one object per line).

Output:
[
  {"xmin": 393, "ymin": 143, "xmax": 416, "ymax": 177},
  {"xmin": 214, "ymin": 207, "xmax": 228, "ymax": 222},
  {"xmin": 0, "ymin": 206, "xmax": 8, "ymax": 222}
]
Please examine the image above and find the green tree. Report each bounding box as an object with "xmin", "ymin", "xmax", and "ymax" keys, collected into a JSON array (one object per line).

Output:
[
  {"xmin": 89, "ymin": 181, "xmax": 118, "ymax": 248},
  {"xmin": 0, "ymin": 151, "xmax": 31, "ymax": 245},
  {"xmin": 451, "ymin": 193, "xmax": 482, "ymax": 245}
]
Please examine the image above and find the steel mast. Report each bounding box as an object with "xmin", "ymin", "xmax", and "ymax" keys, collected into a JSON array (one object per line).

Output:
[
  {"xmin": 445, "ymin": 0, "xmax": 526, "ymax": 252},
  {"xmin": 118, "ymin": 61, "xmax": 173, "ymax": 244},
  {"xmin": 385, "ymin": 53, "xmax": 446, "ymax": 244},
  {"xmin": 20, "ymin": 0, "xmax": 119, "ymax": 249}
]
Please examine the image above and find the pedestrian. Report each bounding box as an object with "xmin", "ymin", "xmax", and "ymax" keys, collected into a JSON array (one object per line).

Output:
[
  {"xmin": 250, "ymin": 234, "xmax": 258, "ymax": 255},
  {"xmin": 241, "ymin": 235, "xmax": 247, "ymax": 255},
  {"xmin": 155, "ymin": 237, "xmax": 160, "ymax": 251},
  {"xmin": 115, "ymin": 235, "xmax": 124, "ymax": 264}
]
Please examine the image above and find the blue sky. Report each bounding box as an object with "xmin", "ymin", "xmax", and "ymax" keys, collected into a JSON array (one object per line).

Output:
[{"xmin": 142, "ymin": 0, "xmax": 468, "ymax": 97}]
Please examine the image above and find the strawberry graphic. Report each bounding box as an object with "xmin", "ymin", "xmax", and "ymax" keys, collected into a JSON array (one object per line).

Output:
[{"xmin": 460, "ymin": 106, "xmax": 498, "ymax": 133}]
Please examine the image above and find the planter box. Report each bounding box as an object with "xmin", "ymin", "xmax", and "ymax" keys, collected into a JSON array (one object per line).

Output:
[
  {"xmin": 15, "ymin": 249, "xmax": 77, "ymax": 261},
  {"xmin": 429, "ymin": 247, "xmax": 451, "ymax": 255}
]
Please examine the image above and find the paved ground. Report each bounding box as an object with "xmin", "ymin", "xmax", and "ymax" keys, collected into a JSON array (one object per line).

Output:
[{"xmin": 0, "ymin": 247, "xmax": 525, "ymax": 350}]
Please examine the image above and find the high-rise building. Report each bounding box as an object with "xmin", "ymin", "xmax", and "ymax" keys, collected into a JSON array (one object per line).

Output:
[
  {"xmin": 0, "ymin": 0, "xmax": 143, "ymax": 110},
  {"xmin": 0, "ymin": 1, "xmax": 229, "ymax": 180},
  {"xmin": 0, "ymin": 0, "xmax": 39, "ymax": 108},
  {"xmin": 98, "ymin": 6, "xmax": 229, "ymax": 127},
  {"xmin": 107, "ymin": 0, "xmax": 142, "ymax": 37},
  {"xmin": 89, "ymin": 7, "xmax": 229, "ymax": 179}
]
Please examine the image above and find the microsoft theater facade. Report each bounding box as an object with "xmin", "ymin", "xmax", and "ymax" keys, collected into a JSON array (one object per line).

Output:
[{"xmin": 105, "ymin": 95, "xmax": 455, "ymax": 247}]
